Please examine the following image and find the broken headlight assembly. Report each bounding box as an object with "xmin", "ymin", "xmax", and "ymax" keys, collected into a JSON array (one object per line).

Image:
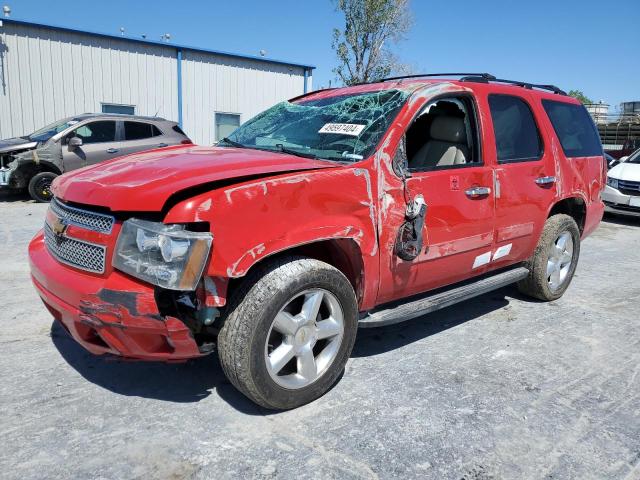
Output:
[
  {"xmin": 606, "ymin": 176, "xmax": 619, "ymax": 190},
  {"xmin": 113, "ymin": 218, "xmax": 213, "ymax": 290}
]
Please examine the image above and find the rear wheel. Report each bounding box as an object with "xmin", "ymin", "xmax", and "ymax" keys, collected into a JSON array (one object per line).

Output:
[
  {"xmin": 28, "ymin": 172, "xmax": 57, "ymax": 203},
  {"xmin": 217, "ymin": 256, "xmax": 358, "ymax": 410},
  {"xmin": 518, "ymin": 214, "xmax": 581, "ymax": 301}
]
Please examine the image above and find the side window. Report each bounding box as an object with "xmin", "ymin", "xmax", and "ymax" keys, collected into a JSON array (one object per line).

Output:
[
  {"xmin": 151, "ymin": 125, "xmax": 163, "ymax": 137},
  {"xmin": 542, "ymin": 100, "xmax": 602, "ymax": 157},
  {"xmin": 102, "ymin": 103, "xmax": 135, "ymax": 115},
  {"xmin": 488, "ymin": 94, "xmax": 542, "ymax": 163},
  {"xmin": 71, "ymin": 121, "xmax": 116, "ymax": 144},
  {"xmin": 124, "ymin": 121, "xmax": 154, "ymax": 141},
  {"xmin": 215, "ymin": 113, "xmax": 241, "ymax": 142},
  {"xmin": 405, "ymin": 96, "xmax": 481, "ymax": 171}
]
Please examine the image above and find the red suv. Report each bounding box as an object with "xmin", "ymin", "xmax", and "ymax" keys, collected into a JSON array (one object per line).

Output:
[{"xmin": 29, "ymin": 73, "xmax": 605, "ymax": 409}]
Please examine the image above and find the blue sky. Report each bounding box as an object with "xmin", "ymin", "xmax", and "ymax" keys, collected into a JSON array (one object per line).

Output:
[{"xmin": 7, "ymin": 0, "xmax": 639, "ymax": 110}]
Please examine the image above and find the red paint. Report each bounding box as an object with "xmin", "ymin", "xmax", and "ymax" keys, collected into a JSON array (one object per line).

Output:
[{"xmin": 29, "ymin": 78, "xmax": 604, "ymax": 361}]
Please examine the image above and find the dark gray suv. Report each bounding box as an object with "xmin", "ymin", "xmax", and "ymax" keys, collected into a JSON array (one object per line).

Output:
[{"xmin": 0, "ymin": 114, "xmax": 191, "ymax": 202}]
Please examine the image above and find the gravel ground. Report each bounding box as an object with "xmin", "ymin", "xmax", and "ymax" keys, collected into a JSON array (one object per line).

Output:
[{"xmin": 1, "ymin": 191, "xmax": 639, "ymax": 480}]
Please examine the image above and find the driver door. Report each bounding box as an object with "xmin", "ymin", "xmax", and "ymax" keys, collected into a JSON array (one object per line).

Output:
[
  {"xmin": 376, "ymin": 95, "xmax": 496, "ymax": 304},
  {"xmin": 62, "ymin": 120, "xmax": 118, "ymax": 171}
]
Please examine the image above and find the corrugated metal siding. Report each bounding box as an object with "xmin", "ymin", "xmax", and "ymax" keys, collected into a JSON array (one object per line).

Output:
[
  {"xmin": 0, "ymin": 23, "xmax": 178, "ymax": 140},
  {"xmin": 0, "ymin": 22, "xmax": 311, "ymax": 145},
  {"xmin": 181, "ymin": 52, "xmax": 309, "ymax": 145}
]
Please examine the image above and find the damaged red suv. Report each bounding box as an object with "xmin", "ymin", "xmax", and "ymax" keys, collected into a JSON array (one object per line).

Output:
[{"xmin": 29, "ymin": 73, "xmax": 605, "ymax": 409}]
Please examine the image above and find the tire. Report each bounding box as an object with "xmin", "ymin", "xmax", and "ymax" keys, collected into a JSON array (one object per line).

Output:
[
  {"xmin": 28, "ymin": 172, "xmax": 57, "ymax": 203},
  {"xmin": 518, "ymin": 214, "xmax": 581, "ymax": 301},
  {"xmin": 217, "ymin": 256, "xmax": 358, "ymax": 410}
]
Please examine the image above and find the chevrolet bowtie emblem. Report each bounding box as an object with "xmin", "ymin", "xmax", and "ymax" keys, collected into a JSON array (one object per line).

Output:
[{"xmin": 51, "ymin": 216, "xmax": 68, "ymax": 236}]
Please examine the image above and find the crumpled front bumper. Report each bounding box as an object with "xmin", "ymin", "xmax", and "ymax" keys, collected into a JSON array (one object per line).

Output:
[{"xmin": 29, "ymin": 230, "xmax": 204, "ymax": 361}]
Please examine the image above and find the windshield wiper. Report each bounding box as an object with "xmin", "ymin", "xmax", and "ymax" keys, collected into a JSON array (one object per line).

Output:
[
  {"xmin": 274, "ymin": 144, "xmax": 317, "ymax": 159},
  {"xmin": 220, "ymin": 137, "xmax": 246, "ymax": 148}
]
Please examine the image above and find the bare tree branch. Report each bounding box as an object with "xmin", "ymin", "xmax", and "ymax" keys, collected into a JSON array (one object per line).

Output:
[{"xmin": 332, "ymin": 0, "xmax": 413, "ymax": 85}]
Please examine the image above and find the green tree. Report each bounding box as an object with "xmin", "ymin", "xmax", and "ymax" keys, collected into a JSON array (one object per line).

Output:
[
  {"xmin": 332, "ymin": 0, "xmax": 413, "ymax": 86},
  {"xmin": 568, "ymin": 90, "xmax": 594, "ymax": 104}
]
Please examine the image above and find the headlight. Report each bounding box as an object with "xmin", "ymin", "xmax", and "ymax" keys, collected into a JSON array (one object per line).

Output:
[
  {"xmin": 113, "ymin": 218, "xmax": 212, "ymax": 290},
  {"xmin": 607, "ymin": 176, "xmax": 619, "ymax": 189}
]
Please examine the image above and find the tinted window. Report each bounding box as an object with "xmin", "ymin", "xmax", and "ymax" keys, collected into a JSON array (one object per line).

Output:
[
  {"xmin": 72, "ymin": 121, "xmax": 116, "ymax": 144},
  {"xmin": 151, "ymin": 125, "xmax": 162, "ymax": 137},
  {"xmin": 489, "ymin": 95, "xmax": 542, "ymax": 163},
  {"xmin": 124, "ymin": 121, "xmax": 154, "ymax": 140},
  {"xmin": 172, "ymin": 125, "xmax": 187, "ymax": 136},
  {"xmin": 215, "ymin": 113, "xmax": 241, "ymax": 142},
  {"xmin": 102, "ymin": 103, "xmax": 135, "ymax": 115},
  {"xmin": 542, "ymin": 100, "xmax": 602, "ymax": 157}
]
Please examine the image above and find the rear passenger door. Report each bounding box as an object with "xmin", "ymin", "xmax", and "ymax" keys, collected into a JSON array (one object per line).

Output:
[
  {"xmin": 486, "ymin": 93, "xmax": 557, "ymax": 270},
  {"xmin": 116, "ymin": 121, "xmax": 167, "ymax": 157}
]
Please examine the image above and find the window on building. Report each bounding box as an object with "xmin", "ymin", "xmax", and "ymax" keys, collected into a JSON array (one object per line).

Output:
[
  {"xmin": 215, "ymin": 113, "xmax": 241, "ymax": 142},
  {"xmin": 488, "ymin": 94, "xmax": 543, "ymax": 163},
  {"xmin": 542, "ymin": 100, "xmax": 602, "ymax": 157},
  {"xmin": 71, "ymin": 121, "xmax": 117, "ymax": 144},
  {"xmin": 124, "ymin": 121, "xmax": 161, "ymax": 140},
  {"xmin": 102, "ymin": 103, "xmax": 135, "ymax": 115}
]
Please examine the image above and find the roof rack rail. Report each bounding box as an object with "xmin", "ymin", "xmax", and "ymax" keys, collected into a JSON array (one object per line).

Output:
[
  {"xmin": 482, "ymin": 78, "xmax": 567, "ymax": 96},
  {"xmin": 380, "ymin": 73, "xmax": 497, "ymax": 82},
  {"xmin": 376, "ymin": 72, "xmax": 566, "ymax": 96}
]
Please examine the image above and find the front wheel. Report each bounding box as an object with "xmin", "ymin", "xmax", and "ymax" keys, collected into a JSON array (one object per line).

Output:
[
  {"xmin": 217, "ymin": 256, "xmax": 358, "ymax": 410},
  {"xmin": 518, "ymin": 214, "xmax": 581, "ymax": 301},
  {"xmin": 28, "ymin": 172, "xmax": 57, "ymax": 202}
]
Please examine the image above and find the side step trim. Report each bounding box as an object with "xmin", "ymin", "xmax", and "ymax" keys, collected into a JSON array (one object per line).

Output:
[{"xmin": 359, "ymin": 267, "xmax": 529, "ymax": 328}]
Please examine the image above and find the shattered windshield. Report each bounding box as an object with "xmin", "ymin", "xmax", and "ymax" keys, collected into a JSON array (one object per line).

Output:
[
  {"xmin": 221, "ymin": 89, "xmax": 409, "ymax": 161},
  {"xmin": 28, "ymin": 118, "xmax": 81, "ymax": 142}
]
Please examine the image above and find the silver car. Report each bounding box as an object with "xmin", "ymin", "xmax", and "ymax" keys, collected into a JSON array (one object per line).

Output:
[{"xmin": 0, "ymin": 114, "xmax": 191, "ymax": 202}]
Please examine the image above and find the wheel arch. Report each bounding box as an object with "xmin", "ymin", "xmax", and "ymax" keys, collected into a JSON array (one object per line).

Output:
[
  {"xmin": 547, "ymin": 196, "xmax": 586, "ymax": 234},
  {"xmin": 226, "ymin": 237, "xmax": 367, "ymax": 307}
]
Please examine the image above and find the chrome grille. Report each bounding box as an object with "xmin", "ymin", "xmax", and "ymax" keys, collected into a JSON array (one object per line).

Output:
[
  {"xmin": 44, "ymin": 223, "xmax": 106, "ymax": 273},
  {"xmin": 50, "ymin": 198, "xmax": 115, "ymax": 233},
  {"xmin": 618, "ymin": 179, "xmax": 640, "ymax": 197}
]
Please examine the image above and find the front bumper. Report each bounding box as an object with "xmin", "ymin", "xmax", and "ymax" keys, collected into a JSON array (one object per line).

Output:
[
  {"xmin": 602, "ymin": 185, "xmax": 640, "ymax": 218},
  {"xmin": 29, "ymin": 230, "xmax": 204, "ymax": 361}
]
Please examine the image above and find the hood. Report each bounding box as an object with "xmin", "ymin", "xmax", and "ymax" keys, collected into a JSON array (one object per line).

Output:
[
  {"xmin": 53, "ymin": 145, "xmax": 339, "ymax": 212},
  {"xmin": 609, "ymin": 162, "xmax": 640, "ymax": 182},
  {"xmin": 0, "ymin": 137, "xmax": 38, "ymax": 154}
]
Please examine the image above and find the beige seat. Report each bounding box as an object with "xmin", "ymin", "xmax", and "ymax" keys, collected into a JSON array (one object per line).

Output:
[{"xmin": 410, "ymin": 116, "xmax": 469, "ymax": 169}]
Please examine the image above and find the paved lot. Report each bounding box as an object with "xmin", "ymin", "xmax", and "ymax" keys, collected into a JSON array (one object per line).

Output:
[{"xmin": 0, "ymin": 192, "xmax": 639, "ymax": 480}]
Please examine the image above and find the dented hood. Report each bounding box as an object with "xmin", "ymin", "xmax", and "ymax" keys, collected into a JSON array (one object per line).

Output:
[
  {"xmin": 0, "ymin": 137, "xmax": 38, "ymax": 153},
  {"xmin": 609, "ymin": 161, "xmax": 640, "ymax": 183},
  {"xmin": 53, "ymin": 145, "xmax": 338, "ymax": 211}
]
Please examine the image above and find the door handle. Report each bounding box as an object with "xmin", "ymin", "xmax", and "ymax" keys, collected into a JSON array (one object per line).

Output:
[
  {"xmin": 535, "ymin": 176, "xmax": 556, "ymax": 186},
  {"xmin": 157, "ymin": 143, "xmax": 168, "ymax": 148},
  {"xmin": 106, "ymin": 148, "xmax": 119, "ymax": 154},
  {"xmin": 465, "ymin": 186, "xmax": 491, "ymax": 198}
]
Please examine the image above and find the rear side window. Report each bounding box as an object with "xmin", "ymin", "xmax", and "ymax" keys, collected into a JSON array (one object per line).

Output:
[
  {"xmin": 172, "ymin": 125, "xmax": 187, "ymax": 136},
  {"xmin": 124, "ymin": 122, "xmax": 154, "ymax": 141},
  {"xmin": 542, "ymin": 100, "xmax": 602, "ymax": 157},
  {"xmin": 489, "ymin": 94, "xmax": 543, "ymax": 163}
]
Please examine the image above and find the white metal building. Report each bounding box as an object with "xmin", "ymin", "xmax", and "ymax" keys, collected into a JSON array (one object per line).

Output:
[{"xmin": 0, "ymin": 18, "xmax": 314, "ymax": 145}]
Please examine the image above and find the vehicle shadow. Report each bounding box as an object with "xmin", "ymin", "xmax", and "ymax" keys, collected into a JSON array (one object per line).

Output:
[
  {"xmin": 352, "ymin": 287, "xmax": 512, "ymax": 357},
  {"xmin": 50, "ymin": 321, "xmax": 266, "ymax": 415},
  {"xmin": 51, "ymin": 286, "xmax": 516, "ymax": 413},
  {"xmin": 0, "ymin": 190, "xmax": 32, "ymax": 203},
  {"xmin": 602, "ymin": 212, "xmax": 640, "ymax": 227}
]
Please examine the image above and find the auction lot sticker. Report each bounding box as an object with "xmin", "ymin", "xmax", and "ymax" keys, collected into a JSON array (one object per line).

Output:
[{"xmin": 318, "ymin": 123, "xmax": 366, "ymax": 136}]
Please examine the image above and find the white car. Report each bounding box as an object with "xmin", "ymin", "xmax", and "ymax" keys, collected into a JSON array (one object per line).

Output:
[{"xmin": 603, "ymin": 148, "xmax": 640, "ymax": 217}]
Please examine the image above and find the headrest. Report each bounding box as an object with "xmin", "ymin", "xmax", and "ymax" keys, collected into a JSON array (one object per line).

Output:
[{"xmin": 430, "ymin": 116, "xmax": 467, "ymax": 143}]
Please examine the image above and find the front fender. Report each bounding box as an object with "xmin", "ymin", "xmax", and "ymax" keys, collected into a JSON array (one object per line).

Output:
[{"xmin": 164, "ymin": 167, "xmax": 380, "ymax": 308}]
